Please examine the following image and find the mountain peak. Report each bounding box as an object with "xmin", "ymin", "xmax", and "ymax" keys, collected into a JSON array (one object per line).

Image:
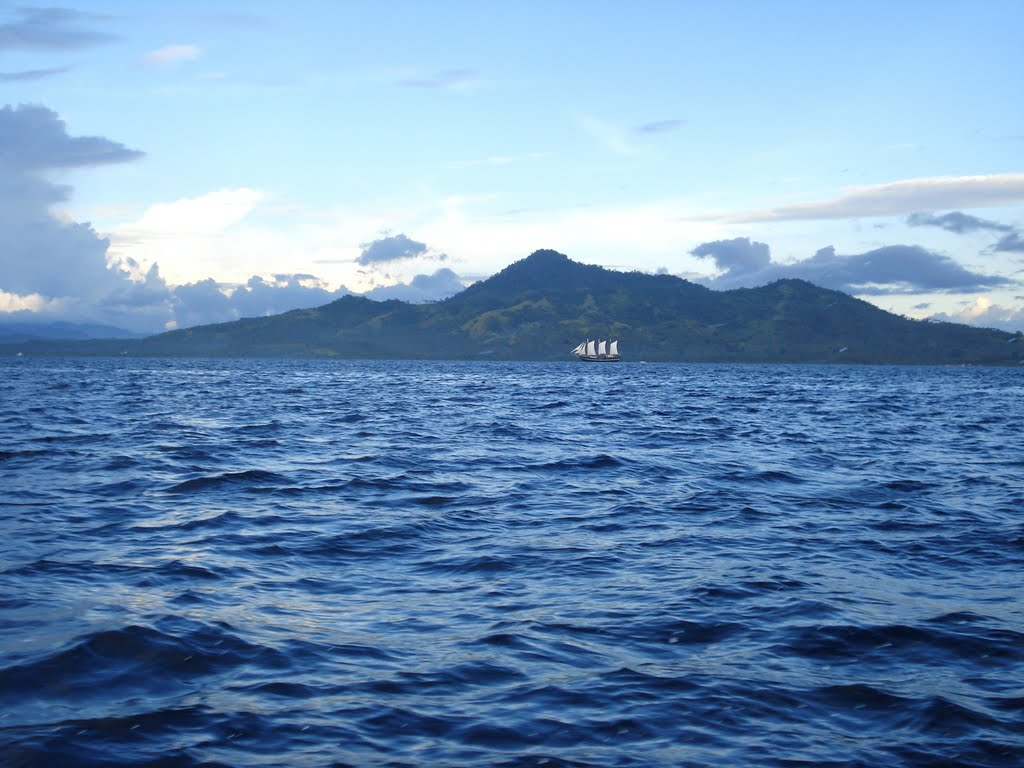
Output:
[
  {"xmin": 523, "ymin": 248, "xmax": 570, "ymax": 263},
  {"xmin": 503, "ymin": 248, "xmax": 577, "ymax": 278},
  {"xmin": 457, "ymin": 249, "xmax": 588, "ymax": 299}
]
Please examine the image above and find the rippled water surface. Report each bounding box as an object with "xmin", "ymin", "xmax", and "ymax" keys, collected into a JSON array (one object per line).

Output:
[{"xmin": 1, "ymin": 358, "xmax": 1022, "ymax": 767}]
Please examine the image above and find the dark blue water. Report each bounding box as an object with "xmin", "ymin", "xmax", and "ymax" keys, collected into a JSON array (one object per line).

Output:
[{"xmin": 1, "ymin": 358, "xmax": 1021, "ymax": 767}]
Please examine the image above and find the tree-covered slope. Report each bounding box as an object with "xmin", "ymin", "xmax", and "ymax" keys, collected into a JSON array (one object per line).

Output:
[{"xmin": 5, "ymin": 250, "xmax": 1022, "ymax": 364}]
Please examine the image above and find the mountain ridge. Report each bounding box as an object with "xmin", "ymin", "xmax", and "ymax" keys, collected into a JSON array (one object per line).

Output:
[
  {"xmin": 0, "ymin": 319, "xmax": 140, "ymax": 342},
  {"xmin": 3, "ymin": 250, "xmax": 1021, "ymax": 364}
]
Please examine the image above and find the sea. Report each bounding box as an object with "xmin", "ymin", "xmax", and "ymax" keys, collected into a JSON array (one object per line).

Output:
[{"xmin": 1, "ymin": 358, "xmax": 1021, "ymax": 768}]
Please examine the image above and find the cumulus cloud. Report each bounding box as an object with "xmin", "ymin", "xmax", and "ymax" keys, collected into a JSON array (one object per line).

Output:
[
  {"xmin": 0, "ymin": 7, "xmax": 114, "ymax": 50},
  {"xmin": 93, "ymin": 262, "xmax": 175, "ymax": 331},
  {"xmin": 228, "ymin": 274, "xmax": 348, "ymax": 318},
  {"xmin": 0, "ymin": 105, "xmax": 143, "ymax": 304},
  {"xmin": 0, "ymin": 66, "xmax": 70, "ymax": 82},
  {"xmin": 704, "ymin": 174, "xmax": 1024, "ymax": 223},
  {"xmin": 108, "ymin": 188, "xmax": 264, "ymax": 284},
  {"xmin": 929, "ymin": 297, "xmax": 1024, "ymax": 334},
  {"xmin": 0, "ymin": 289, "xmax": 64, "ymax": 314},
  {"xmin": 105, "ymin": 192, "xmax": 371, "ymax": 330},
  {"xmin": 142, "ymin": 44, "xmax": 203, "ymax": 68},
  {"xmin": 0, "ymin": 107, "xmax": 469, "ymax": 334},
  {"xmin": 357, "ymin": 234, "xmax": 430, "ymax": 265},
  {"xmin": 0, "ymin": 105, "xmax": 354, "ymax": 334},
  {"xmin": 167, "ymin": 274, "xmax": 351, "ymax": 329},
  {"xmin": 362, "ymin": 268, "xmax": 466, "ymax": 302},
  {"xmin": 169, "ymin": 278, "xmax": 233, "ymax": 327},
  {"xmin": 692, "ymin": 238, "xmax": 1014, "ymax": 295},
  {"xmin": 166, "ymin": 270, "xmax": 463, "ymax": 328}
]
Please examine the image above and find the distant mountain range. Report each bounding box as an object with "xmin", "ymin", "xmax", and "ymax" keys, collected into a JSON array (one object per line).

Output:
[
  {"xmin": 0, "ymin": 319, "xmax": 140, "ymax": 343},
  {"xmin": 4, "ymin": 250, "xmax": 1022, "ymax": 364}
]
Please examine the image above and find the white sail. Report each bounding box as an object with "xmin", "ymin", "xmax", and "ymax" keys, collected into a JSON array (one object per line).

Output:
[{"xmin": 571, "ymin": 337, "xmax": 621, "ymax": 361}]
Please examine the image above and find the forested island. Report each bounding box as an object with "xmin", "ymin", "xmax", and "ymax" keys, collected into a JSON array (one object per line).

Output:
[{"xmin": 4, "ymin": 250, "xmax": 1022, "ymax": 364}]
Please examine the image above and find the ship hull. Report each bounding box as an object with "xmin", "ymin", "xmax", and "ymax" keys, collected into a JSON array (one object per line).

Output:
[{"xmin": 576, "ymin": 355, "xmax": 621, "ymax": 363}]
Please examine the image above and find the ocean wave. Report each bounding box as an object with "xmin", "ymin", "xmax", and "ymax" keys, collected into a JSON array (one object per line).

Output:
[
  {"xmin": 166, "ymin": 469, "xmax": 290, "ymax": 493},
  {"xmin": 2, "ymin": 359, "xmax": 1022, "ymax": 766}
]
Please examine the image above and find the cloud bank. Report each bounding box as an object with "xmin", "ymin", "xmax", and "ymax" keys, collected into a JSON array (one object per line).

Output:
[
  {"xmin": 706, "ymin": 174, "xmax": 1024, "ymax": 223},
  {"xmin": 362, "ymin": 268, "xmax": 465, "ymax": 302},
  {"xmin": 929, "ymin": 297, "xmax": 1024, "ymax": 334},
  {"xmin": 169, "ymin": 274, "xmax": 352, "ymax": 329},
  {"xmin": 691, "ymin": 237, "xmax": 1013, "ymax": 295},
  {"xmin": 0, "ymin": 105, "xmax": 466, "ymax": 334},
  {"xmin": 0, "ymin": 105, "xmax": 143, "ymax": 304}
]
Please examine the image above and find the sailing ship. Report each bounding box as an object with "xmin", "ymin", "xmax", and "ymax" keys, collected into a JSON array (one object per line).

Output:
[{"xmin": 570, "ymin": 339, "xmax": 621, "ymax": 362}]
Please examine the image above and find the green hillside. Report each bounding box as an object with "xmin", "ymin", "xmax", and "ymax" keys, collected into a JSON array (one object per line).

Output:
[{"xmin": 5, "ymin": 250, "xmax": 1022, "ymax": 364}]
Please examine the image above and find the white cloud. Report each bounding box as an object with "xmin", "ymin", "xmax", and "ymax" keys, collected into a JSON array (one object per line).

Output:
[
  {"xmin": 108, "ymin": 188, "xmax": 264, "ymax": 283},
  {"xmin": 702, "ymin": 173, "xmax": 1024, "ymax": 223},
  {"xmin": 0, "ymin": 289, "xmax": 65, "ymax": 313},
  {"xmin": 103, "ymin": 191, "xmax": 415, "ymax": 292},
  {"xmin": 930, "ymin": 296, "xmax": 1024, "ymax": 333},
  {"xmin": 99, "ymin": 184, "xmax": 724, "ymax": 296},
  {"xmin": 125, "ymin": 188, "xmax": 261, "ymax": 235},
  {"xmin": 143, "ymin": 44, "xmax": 202, "ymax": 68},
  {"xmin": 963, "ymin": 296, "xmax": 995, "ymax": 320}
]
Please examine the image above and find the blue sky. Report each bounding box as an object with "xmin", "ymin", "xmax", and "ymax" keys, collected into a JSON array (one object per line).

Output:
[{"xmin": 2, "ymin": 1, "xmax": 1023, "ymax": 333}]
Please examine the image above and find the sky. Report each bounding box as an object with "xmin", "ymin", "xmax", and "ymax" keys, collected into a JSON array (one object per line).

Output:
[{"xmin": 1, "ymin": 0, "xmax": 1023, "ymax": 334}]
